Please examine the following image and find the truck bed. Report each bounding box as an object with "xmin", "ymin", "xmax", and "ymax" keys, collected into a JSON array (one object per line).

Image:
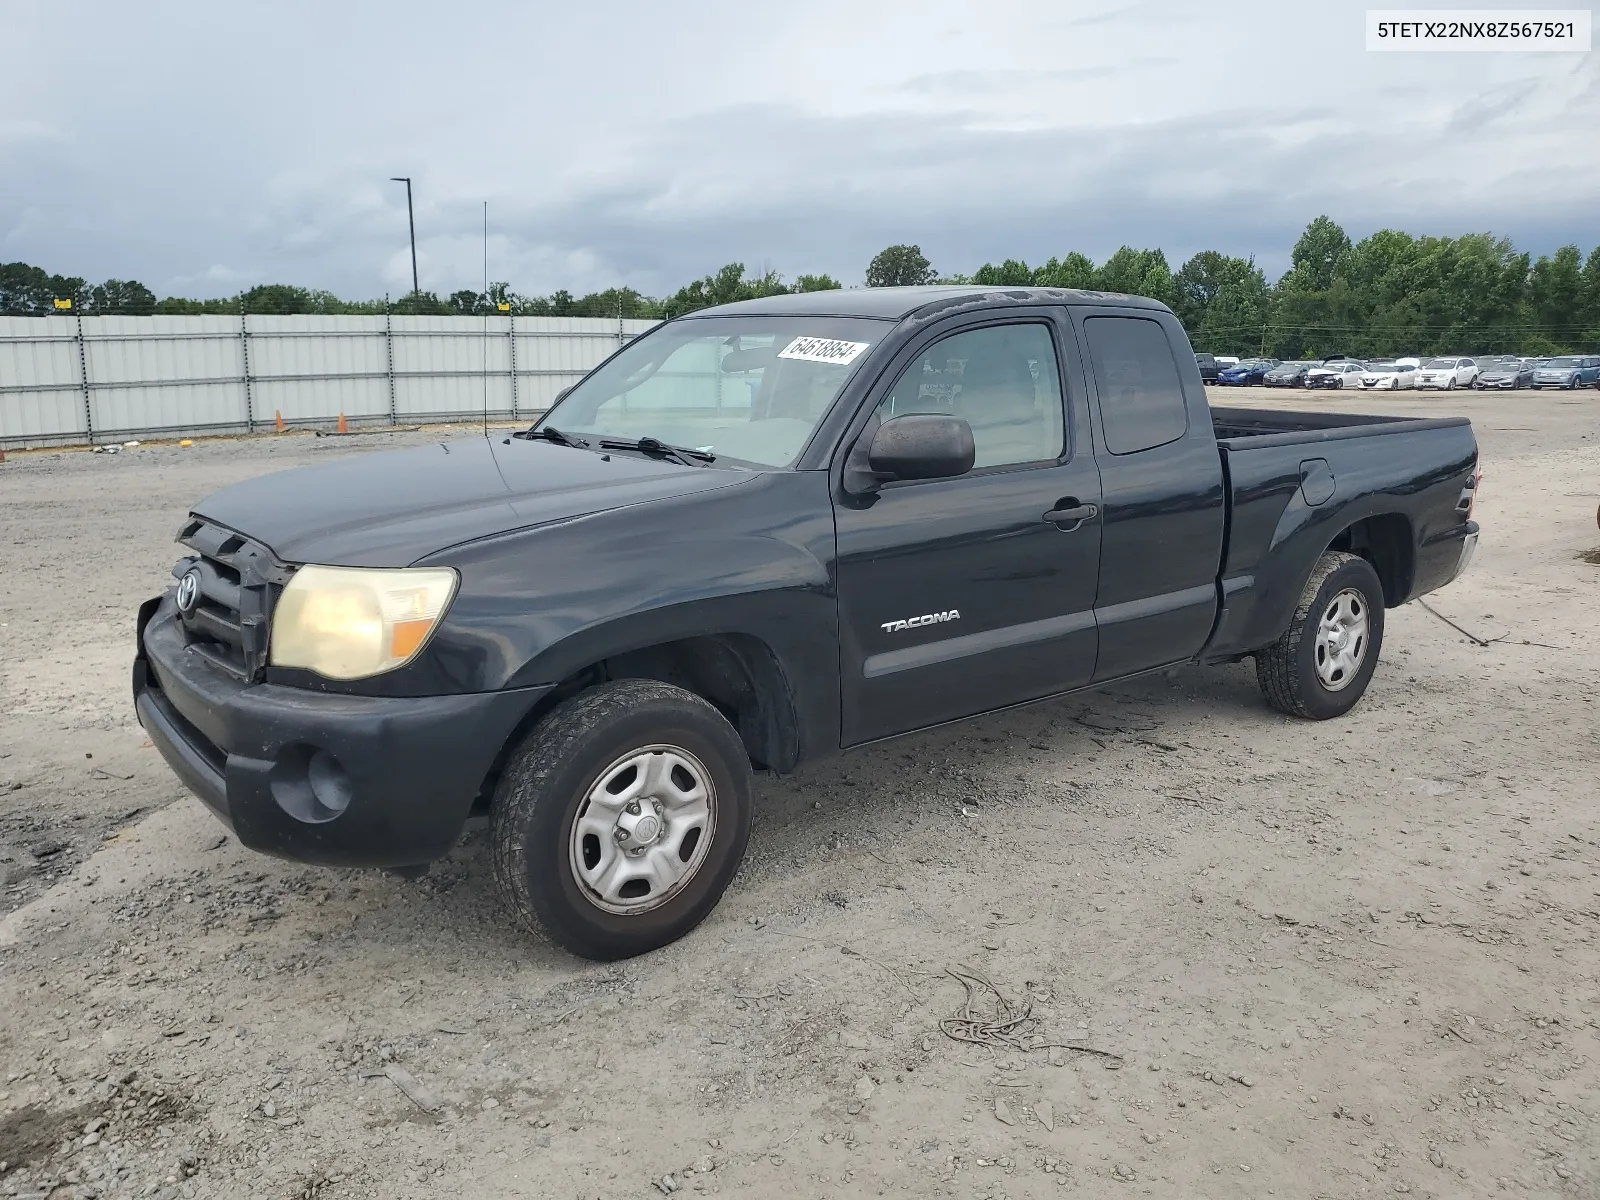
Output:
[
  {"xmin": 1211, "ymin": 405, "xmax": 1469, "ymax": 447},
  {"xmin": 1201, "ymin": 403, "xmax": 1479, "ymax": 665}
]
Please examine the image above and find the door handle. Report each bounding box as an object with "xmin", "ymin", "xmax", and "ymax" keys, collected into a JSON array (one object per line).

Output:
[{"xmin": 1043, "ymin": 501, "xmax": 1098, "ymax": 530}]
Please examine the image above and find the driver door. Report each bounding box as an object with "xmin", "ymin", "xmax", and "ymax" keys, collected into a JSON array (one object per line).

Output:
[{"xmin": 833, "ymin": 312, "xmax": 1102, "ymax": 744}]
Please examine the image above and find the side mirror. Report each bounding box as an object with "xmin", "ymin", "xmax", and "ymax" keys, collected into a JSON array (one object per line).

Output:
[{"xmin": 867, "ymin": 414, "xmax": 975, "ymax": 482}]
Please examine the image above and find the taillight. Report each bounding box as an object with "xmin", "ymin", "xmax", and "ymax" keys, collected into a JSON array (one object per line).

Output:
[{"xmin": 1463, "ymin": 463, "xmax": 1483, "ymax": 521}]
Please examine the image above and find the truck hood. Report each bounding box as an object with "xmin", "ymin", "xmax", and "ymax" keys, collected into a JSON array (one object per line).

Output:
[{"xmin": 191, "ymin": 437, "xmax": 752, "ymax": 567}]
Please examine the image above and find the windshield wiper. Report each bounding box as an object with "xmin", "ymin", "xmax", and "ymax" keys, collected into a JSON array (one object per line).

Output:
[
  {"xmin": 517, "ymin": 426, "xmax": 588, "ymax": 447},
  {"xmin": 598, "ymin": 436, "xmax": 716, "ymax": 466}
]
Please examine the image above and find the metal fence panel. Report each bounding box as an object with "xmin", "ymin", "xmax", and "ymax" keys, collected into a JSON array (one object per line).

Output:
[
  {"xmin": 0, "ymin": 313, "xmax": 662, "ymax": 448},
  {"xmin": 0, "ymin": 317, "xmax": 87, "ymax": 442},
  {"xmin": 84, "ymin": 315, "xmax": 247, "ymax": 439},
  {"xmin": 391, "ymin": 315, "xmax": 513, "ymax": 420},
  {"xmin": 247, "ymin": 315, "xmax": 390, "ymax": 425}
]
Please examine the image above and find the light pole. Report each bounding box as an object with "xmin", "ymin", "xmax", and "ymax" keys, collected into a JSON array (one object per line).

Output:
[{"xmin": 390, "ymin": 176, "xmax": 419, "ymax": 297}]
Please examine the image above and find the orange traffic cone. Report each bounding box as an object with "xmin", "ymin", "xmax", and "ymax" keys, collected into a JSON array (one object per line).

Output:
[
  {"xmin": 274, "ymin": 410, "xmax": 285, "ymax": 432},
  {"xmin": 337, "ymin": 412, "xmax": 348, "ymax": 435}
]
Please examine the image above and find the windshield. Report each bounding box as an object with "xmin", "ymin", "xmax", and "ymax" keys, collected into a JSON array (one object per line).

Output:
[
  {"xmin": 1424, "ymin": 358, "xmax": 1457, "ymax": 369},
  {"xmin": 1366, "ymin": 363, "xmax": 1396, "ymax": 372},
  {"xmin": 1544, "ymin": 356, "xmax": 1580, "ymax": 368},
  {"xmin": 534, "ymin": 316, "xmax": 886, "ymax": 467}
]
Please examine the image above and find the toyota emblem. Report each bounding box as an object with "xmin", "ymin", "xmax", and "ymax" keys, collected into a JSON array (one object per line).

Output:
[{"xmin": 176, "ymin": 569, "xmax": 202, "ymax": 616}]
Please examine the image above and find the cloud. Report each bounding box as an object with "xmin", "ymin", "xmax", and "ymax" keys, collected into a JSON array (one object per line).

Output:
[
  {"xmin": 2, "ymin": 0, "xmax": 1597, "ymax": 300},
  {"xmin": 896, "ymin": 66, "xmax": 1127, "ymax": 95}
]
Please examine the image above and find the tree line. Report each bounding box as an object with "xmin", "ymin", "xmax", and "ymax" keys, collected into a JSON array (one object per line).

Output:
[{"xmin": 5, "ymin": 216, "xmax": 1599, "ymax": 357}]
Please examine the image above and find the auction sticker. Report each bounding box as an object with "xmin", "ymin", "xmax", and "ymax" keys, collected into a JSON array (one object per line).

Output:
[{"xmin": 778, "ymin": 336, "xmax": 870, "ymax": 365}]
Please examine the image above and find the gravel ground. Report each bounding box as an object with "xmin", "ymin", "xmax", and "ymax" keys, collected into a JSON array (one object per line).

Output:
[{"xmin": 1, "ymin": 390, "xmax": 1597, "ymax": 1200}]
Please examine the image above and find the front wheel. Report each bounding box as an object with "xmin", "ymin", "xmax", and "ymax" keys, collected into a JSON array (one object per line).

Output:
[
  {"xmin": 491, "ymin": 679, "xmax": 754, "ymax": 960},
  {"xmin": 1256, "ymin": 551, "xmax": 1386, "ymax": 720}
]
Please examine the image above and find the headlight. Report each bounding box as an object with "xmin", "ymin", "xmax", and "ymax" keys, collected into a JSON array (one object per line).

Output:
[{"xmin": 270, "ymin": 565, "xmax": 458, "ymax": 680}]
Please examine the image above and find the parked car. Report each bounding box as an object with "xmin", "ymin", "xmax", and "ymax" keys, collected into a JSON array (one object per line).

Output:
[
  {"xmin": 1531, "ymin": 355, "xmax": 1600, "ymax": 389},
  {"xmin": 1264, "ymin": 361, "xmax": 1317, "ymax": 387},
  {"xmin": 1360, "ymin": 362, "xmax": 1418, "ymax": 390},
  {"xmin": 133, "ymin": 285, "xmax": 1481, "ymax": 959},
  {"xmin": 1309, "ymin": 361, "xmax": 1367, "ymax": 389},
  {"xmin": 1415, "ymin": 357, "xmax": 1479, "ymax": 390},
  {"xmin": 1217, "ymin": 358, "xmax": 1280, "ymax": 386},
  {"xmin": 1195, "ymin": 353, "xmax": 1220, "ymax": 385},
  {"xmin": 1215, "ymin": 356, "xmax": 1241, "ymax": 370},
  {"xmin": 1475, "ymin": 360, "xmax": 1534, "ymax": 390}
]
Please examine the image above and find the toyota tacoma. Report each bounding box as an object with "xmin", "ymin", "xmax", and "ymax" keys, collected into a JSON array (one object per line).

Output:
[{"xmin": 134, "ymin": 286, "xmax": 1481, "ymax": 959}]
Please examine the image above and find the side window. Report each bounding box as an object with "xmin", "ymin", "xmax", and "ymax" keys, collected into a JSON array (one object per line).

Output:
[
  {"xmin": 874, "ymin": 323, "xmax": 1065, "ymax": 470},
  {"xmin": 1083, "ymin": 316, "xmax": 1188, "ymax": 455}
]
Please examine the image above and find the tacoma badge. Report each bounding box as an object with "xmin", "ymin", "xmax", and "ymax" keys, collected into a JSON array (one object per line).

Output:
[{"xmin": 881, "ymin": 609, "xmax": 960, "ymax": 633}]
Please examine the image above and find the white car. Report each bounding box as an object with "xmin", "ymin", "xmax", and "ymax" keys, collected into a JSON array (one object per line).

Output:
[
  {"xmin": 1215, "ymin": 356, "xmax": 1241, "ymax": 370},
  {"xmin": 1414, "ymin": 357, "xmax": 1478, "ymax": 390},
  {"xmin": 1359, "ymin": 362, "xmax": 1418, "ymax": 390},
  {"xmin": 1308, "ymin": 361, "xmax": 1366, "ymax": 390}
]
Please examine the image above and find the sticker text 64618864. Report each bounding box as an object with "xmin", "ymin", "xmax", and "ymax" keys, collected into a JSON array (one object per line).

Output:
[{"xmin": 777, "ymin": 336, "xmax": 871, "ymax": 366}]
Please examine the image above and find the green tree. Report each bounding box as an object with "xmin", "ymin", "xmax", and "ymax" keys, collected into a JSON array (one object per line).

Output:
[
  {"xmin": 390, "ymin": 290, "xmax": 454, "ymax": 315},
  {"xmin": 237, "ymin": 284, "xmax": 318, "ymax": 314},
  {"xmin": 794, "ymin": 273, "xmax": 842, "ymax": 292},
  {"xmin": 1581, "ymin": 245, "xmax": 1600, "ymax": 348},
  {"xmin": 1189, "ymin": 262, "xmax": 1270, "ymax": 355},
  {"xmin": 1175, "ymin": 251, "xmax": 1261, "ymax": 332},
  {"xmin": 665, "ymin": 263, "xmax": 798, "ymax": 315},
  {"xmin": 1031, "ymin": 253, "xmax": 1096, "ymax": 290},
  {"xmin": 865, "ymin": 245, "xmax": 936, "ymax": 288},
  {"xmin": 0, "ymin": 261, "xmax": 87, "ymax": 314},
  {"xmin": 972, "ymin": 258, "xmax": 1033, "ymax": 286},
  {"xmin": 1094, "ymin": 247, "xmax": 1175, "ymax": 308},
  {"xmin": 1290, "ymin": 216, "xmax": 1352, "ymax": 292},
  {"xmin": 1528, "ymin": 245, "xmax": 1585, "ymax": 346},
  {"xmin": 84, "ymin": 279, "xmax": 157, "ymax": 315}
]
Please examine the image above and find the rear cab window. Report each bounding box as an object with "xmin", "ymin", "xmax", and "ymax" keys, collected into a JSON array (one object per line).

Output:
[{"xmin": 1082, "ymin": 316, "xmax": 1189, "ymax": 455}]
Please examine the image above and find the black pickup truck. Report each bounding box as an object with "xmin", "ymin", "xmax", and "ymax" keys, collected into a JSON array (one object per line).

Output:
[{"xmin": 134, "ymin": 286, "xmax": 1480, "ymax": 959}]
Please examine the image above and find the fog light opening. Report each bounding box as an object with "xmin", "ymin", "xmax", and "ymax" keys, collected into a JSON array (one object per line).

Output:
[{"xmin": 269, "ymin": 745, "xmax": 353, "ymax": 824}]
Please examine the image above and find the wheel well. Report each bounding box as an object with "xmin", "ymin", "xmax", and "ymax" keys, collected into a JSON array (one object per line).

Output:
[
  {"xmin": 1327, "ymin": 514, "xmax": 1413, "ymax": 606},
  {"xmin": 474, "ymin": 634, "xmax": 800, "ymax": 813}
]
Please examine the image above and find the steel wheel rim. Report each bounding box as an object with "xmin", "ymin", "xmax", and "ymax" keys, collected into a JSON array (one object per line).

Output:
[
  {"xmin": 568, "ymin": 743, "xmax": 717, "ymax": 916},
  {"xmin": 1314, "ymin": 587, "xmax": 1370, "ymax": 691}
]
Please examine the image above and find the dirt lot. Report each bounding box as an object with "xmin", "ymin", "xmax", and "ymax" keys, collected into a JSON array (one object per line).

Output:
[{"xmin": 2, "ymin": 389, "xmax": 1598, "ymax": 1200}]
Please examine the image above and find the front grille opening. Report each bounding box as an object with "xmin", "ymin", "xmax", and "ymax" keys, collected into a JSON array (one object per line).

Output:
[{"xmin": 174, "ymin": 520, "xmax": 280, "ymax": 682}]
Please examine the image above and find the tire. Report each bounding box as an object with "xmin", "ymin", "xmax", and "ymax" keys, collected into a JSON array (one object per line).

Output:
[
  {"xmin": 1255, "ymin": 551, "xmax": 1386, "ymax": 720},
  {"xmin": 1446, "ymin": 378, "xmax": 1456, "ymax": 390},
  {"xmin": 491, "ymin": 679, "xmax": 754, "ymax": 960}
]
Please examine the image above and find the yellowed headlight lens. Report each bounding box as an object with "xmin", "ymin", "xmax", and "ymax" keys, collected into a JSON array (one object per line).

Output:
[{"xmin": 270, "ymin": 565, "xmax": 458, "ymax": 680}]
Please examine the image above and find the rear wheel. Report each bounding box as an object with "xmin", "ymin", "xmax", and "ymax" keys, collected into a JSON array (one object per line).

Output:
[
  {"xmin": 491, "ymin": 679, "xmax": 754, "ymax": 960},
  {"xmin": 1256, "ymin": 551, "xmax": 1385, "ymax": 720}
]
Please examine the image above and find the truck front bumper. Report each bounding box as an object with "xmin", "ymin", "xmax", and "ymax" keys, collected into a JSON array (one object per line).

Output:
[{"xmin": 134, "ymin": 595, "xmax": 549, "ymax": 868}]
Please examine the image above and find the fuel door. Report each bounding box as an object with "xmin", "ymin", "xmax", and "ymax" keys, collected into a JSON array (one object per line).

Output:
[{"xmin": 1299, "ymin": 458, "xmax": 1335, "ymax": 506}]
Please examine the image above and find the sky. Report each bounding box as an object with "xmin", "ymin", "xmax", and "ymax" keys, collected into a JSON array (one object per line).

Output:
[{"xmin": 3, "ymin": 0, "xmax": 1598, "ymax": 300}]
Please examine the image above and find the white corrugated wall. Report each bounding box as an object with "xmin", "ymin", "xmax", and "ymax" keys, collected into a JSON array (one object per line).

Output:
[{"xmin": 0, "ymin": 314, "xmax": 658, "ymax": 448}]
